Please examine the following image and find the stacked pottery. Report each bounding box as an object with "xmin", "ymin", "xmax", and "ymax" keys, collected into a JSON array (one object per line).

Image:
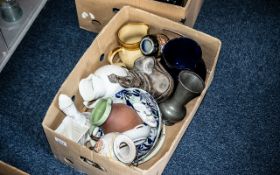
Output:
[
  {"xmin": 90, "ymin": 87, "xmax": 162, "ymax": 164},
  {"xmin": 56, "ymin": 22, "xmax": 208, "ymax": 166},
  {"xmin": 111, "ymin": 88, "xmax": 162, "ymax": 162}
]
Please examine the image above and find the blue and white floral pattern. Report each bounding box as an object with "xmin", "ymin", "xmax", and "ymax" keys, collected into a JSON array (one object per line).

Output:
[{"xmin": 112, "ymin": 88, "xmax": 162, "ymax": 163}]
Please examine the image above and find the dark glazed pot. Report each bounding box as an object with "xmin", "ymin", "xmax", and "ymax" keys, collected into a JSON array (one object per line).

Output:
[{"xmin": 160, "ymin": 37, "xmax": 206, "ymax": 81}]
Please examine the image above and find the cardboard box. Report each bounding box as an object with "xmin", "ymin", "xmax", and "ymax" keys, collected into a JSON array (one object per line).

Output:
[
  {"xmin": 75, "ymin": 0, "xmax": 204, "ymax": 33},
  {"xmin": 0, "ymin": 161, "xmax": 29, "ymax": 175},
  {"xmin": 42, "ymin": 6, "xmax": 221, "ymax": 175}
]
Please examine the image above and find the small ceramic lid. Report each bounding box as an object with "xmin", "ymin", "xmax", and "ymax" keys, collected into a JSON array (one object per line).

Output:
[
  {"xmin": 140, "ymin": 37, "xmax": 155, "ymax": 56},
  {"xmin": 91, "ymin": 98, "xmax": 112, "ymax": 126}
]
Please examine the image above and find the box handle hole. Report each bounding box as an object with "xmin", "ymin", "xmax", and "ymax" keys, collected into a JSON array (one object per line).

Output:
[
  {"xmin": 99, "ymin": 53, "xmax": 105, "ymax": 62},
  {"xmin": 180, "ymin": 18, "xmax": 186, "ymax": 24},
  {"xmin": 64, "ymin": 157, "xmax": 73, "ymax": 165},
  {"xmin": 91, "ymin": 19, "xmax": 101, "ymax": 25},
  {"xmin": 112, "ymin": 8, "xmax": 120, "ymax": 13},
  {"xmin": 71, "ymin": 95, "xmax": 76, "ymax": 102},
  {"xmin": 80, "ymin": 156, "xmax": 106, "ymax": 172}
]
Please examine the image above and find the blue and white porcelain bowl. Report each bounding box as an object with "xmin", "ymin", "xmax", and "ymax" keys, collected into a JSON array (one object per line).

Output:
[{"xmin": 112, "ymin": 88, "xmax": 162, "ymax": 163}]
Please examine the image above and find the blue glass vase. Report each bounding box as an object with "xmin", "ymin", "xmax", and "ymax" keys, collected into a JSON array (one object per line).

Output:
[{"xmin": 160, "ymin": 37, "xmax": 207, "ymax": 82}]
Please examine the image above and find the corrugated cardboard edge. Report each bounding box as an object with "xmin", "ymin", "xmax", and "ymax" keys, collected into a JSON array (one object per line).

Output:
[
  {"xmin": 184, "ymin": 0, "xmax": 204, "ymax": 27},
  {"xmin": 0, "ymin": 161, "xmax": 29, "ymax": 175}
]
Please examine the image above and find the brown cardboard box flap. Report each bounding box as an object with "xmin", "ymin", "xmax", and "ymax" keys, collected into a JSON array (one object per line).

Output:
[{"xmin": 0, "ymin": 161, "xmax": 29, "ymax": 175}]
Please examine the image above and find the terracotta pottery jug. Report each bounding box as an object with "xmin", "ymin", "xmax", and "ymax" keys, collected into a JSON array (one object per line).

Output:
[{"xmin": 91, "ymin": 98, "xmax": 143, "ymax": 133}]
